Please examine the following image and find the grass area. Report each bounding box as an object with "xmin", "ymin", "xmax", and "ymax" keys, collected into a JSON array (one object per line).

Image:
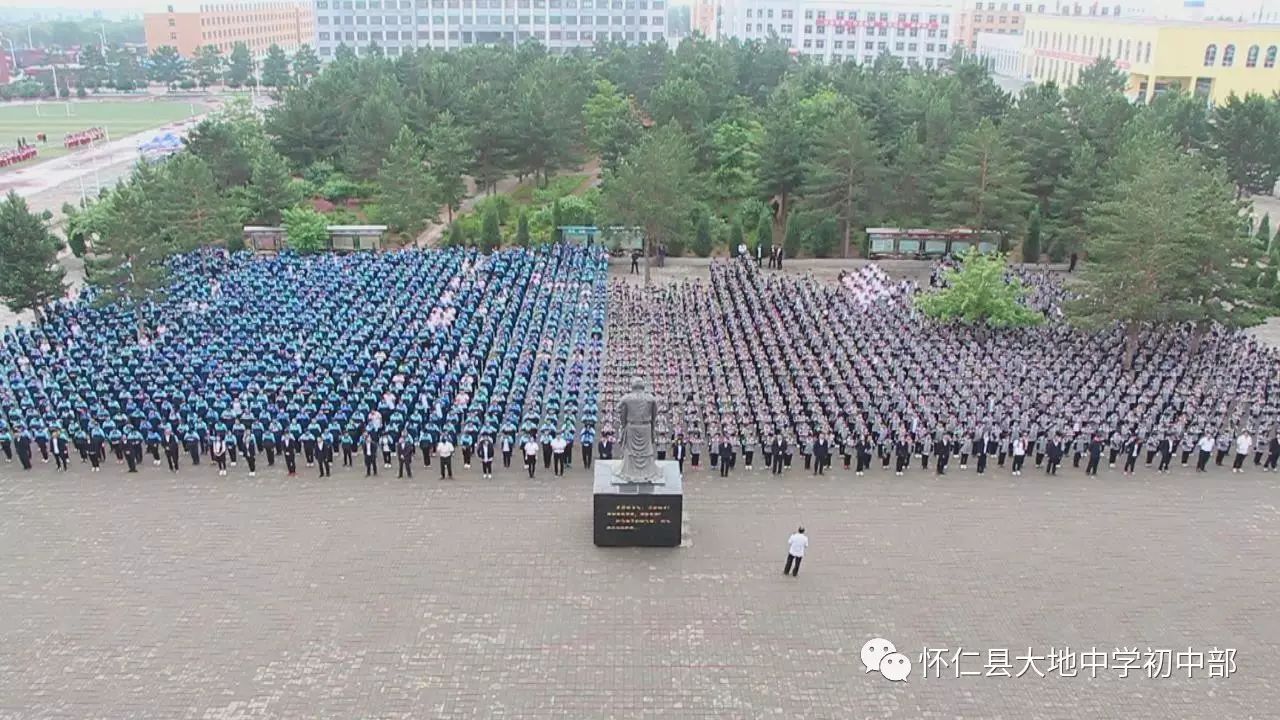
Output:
[
  {"xmin": 507, "ymin": 174, "xmax": 591, "ymax": 205},
  {"xmin": 0, "ymin": 99, "xmax": 205, "ymax": 171}
]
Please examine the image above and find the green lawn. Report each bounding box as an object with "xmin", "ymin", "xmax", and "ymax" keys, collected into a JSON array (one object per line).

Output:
[{"xmin": 0, "ymin": 99, "xmax": 205, "ymax": 170}]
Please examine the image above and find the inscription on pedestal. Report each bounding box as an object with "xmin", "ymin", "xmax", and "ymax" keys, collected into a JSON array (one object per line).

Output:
[{"xmin": 593, "ymin": 493, "xmax": 683, "ymax": 547}]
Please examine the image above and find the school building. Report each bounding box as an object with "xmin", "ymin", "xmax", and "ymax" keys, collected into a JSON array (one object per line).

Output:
[
  {"xmin": 1022, "ymin": 14, "xmax": 1280, "ymax": 104},
  {"xmin": 144, "ymin": 1, "xmax": 317, "ymax": 57}
]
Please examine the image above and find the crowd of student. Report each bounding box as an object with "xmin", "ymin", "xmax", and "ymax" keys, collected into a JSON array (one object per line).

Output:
[
  {"xmin": 3, "ymin": 244, "xmax": 1278, "ymax": 480},
  {"xmin": 0, "ymin": 245, "xmax": 607, "ymax": 479}
]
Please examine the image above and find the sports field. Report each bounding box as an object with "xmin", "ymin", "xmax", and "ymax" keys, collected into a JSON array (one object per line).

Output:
[{"xmin": 0, "ymin": 99, "xmax": 204, "ymax": 170}]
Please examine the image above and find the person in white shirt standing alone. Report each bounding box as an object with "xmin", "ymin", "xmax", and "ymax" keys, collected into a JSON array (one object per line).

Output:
[
  {"xmin": 784, "ymin": 527, "xmax": 808, "ymax": 577},
  {"xmin": 437, "ymin": 436, "xmax": 455, "ymax": 479}
]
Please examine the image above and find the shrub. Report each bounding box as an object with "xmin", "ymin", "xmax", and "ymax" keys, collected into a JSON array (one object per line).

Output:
[{"xmin": 282, "ymin": 206, "xmax": 329, "ymax": 254}]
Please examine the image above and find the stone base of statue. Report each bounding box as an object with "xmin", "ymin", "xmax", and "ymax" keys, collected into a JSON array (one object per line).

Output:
[{"xmin": 593, "ymin": 460, "xmax": 683, "ymax": 547}]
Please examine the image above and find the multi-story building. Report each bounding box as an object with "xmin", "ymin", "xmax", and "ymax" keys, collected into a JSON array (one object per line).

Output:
[
  {"xmin": 955, "ymin": 1, "xmax": 1123, "ymax": 52},
  {"xmin": 719, "ymin": 0, "xmax": 954, "ymax": 68},
  {"xmin": 1022, "ymin": 14, "xmax": 1280, "ymax": 104},
  {"xmin": 144, "ymin": 1, "xmax": 317, "ymax": 57},
  {"xmin": 974, "ymin": 29, "xmax": 1024, "ymax": 76},
  {"xmin": 312, "ymin": 0, "xmax": 668, "ymax": 59},
  {"xmin": 693, "ymin": 0, "xmax": 719, "ymax": 38}
]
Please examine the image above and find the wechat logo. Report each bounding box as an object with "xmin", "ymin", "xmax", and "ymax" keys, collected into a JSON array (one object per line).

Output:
[{"xmin": 862, "ymin": 638, "xmax": 912, "ymax": 682}]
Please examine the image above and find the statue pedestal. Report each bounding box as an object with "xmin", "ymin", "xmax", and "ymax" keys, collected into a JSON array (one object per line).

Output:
[{"xmin": 592, "ymin": 460, "xmax": 683, "ymax": 547}]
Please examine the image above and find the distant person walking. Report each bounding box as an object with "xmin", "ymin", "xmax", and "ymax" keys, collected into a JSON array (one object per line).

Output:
[{"xmin": 783, "ymin": 526, "xmax": 808, "ymax": 577}]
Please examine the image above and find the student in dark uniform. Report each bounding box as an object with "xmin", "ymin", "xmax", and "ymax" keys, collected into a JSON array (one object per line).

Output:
[
  {"xmin": 315, "ymin": 435, "xmax": 333, "ymax": 477},
  {"xmin": 673, "ymin": 436, "xmax": 688, "ymax": 474},
  {"xmin": 362, "ymin": 432, "xmax": 378, "ymax": 476},
  {"xmin": 1157, "ymin": 435, "xmax": 1174, "ymax": 473},
  {"xmin": 1085, "ymin": 434, "xmax": 1104, "ymax": 476},
  {"xmin": 243, "ymin": 432, "xmax": 259, "ymax": 477},
  {"xmin": 1045, "ymin": 436, "xmax": 1063, "ymax": 476},
  {"xmin": 282, "ymin": 431, "xmax": 299, "ymax": 476},
  {"xmin": 163, "ymin": 429, "xmax": 181, "ymax": 472},
  {"xmin": 398, "ymin": 434, "xmax": 417, "ymax": 478},
  {"xmin": 477, "ymin": 435, "xmax": 495, "ymax": 479},
  {"xmin": 935, "ymin": 434, "xmax": 951, "ymax": 476},
  {"xmin": 718, "ymin": 437, "xmax": 733, "ymax": 477},
  {"xmin": 50, "ymin": 429, "xmax": 69, "ymax": 472}
]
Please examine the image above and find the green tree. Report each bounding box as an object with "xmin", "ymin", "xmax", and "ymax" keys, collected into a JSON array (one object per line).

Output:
[
  {"xmin": 801, "ymin": 103, "xmax": 882, "ymax": 258},
  {"xmin": 79, "ymin": 44, "xmax": 108, "ymax": 90},
  {"xmin": 0, "ymin": 191, "xmax": 65, "ymax": 318},
  {"xmin": 260, "ymin": 43, "xmax": 292, "ymax": 89},
  {"xmin": 481, "ymin": 204, "xmax": 501, "ymax": 251},
  {"xmin": 154, "ymin": 154, "xmax": 243, "ymax": 253},
  {"xmin": 375, "ymin": 126, "xmax": 437, "ymax": 235},
  {"xmin": 935, "ymin": 118, "xmax": 1032, "ymax": 239},
  {"xmin": 225, "ymin": 42, "xmax": 255, "ymax": 87},
  {"xmin": 343, "ymin": 84, "xmax": 405, "ymax": 179},
  {"xmin": 884, "ymin": 126, "xmax": 931, "ymax": 226},
  {"xmin": 192, "ymin": 45, "xmax": 224, "ymax": 89},
  {"xmin": 1211, "ymin": 92, "xmax": 1280, "ymax": 199},
  {"xmin": 709, "ymin": 119, "xmax": 761, "ymax": 208},
  {"xmin": 600, "ymin": 124, "xmax": 701, "ymax": 282},
  {"xmin": 687, "ymin": 212, "xmax": 709, "ymax": 258},
  {"xmin": 107, "ymin": 46, "xmax": 146, "ymax": 90},
  {"xmin": 516, "ymin": 210, "xmax": 531, "ymax": 247},
  {"xmin": 718, "ymin": 220, "xmax": 739, "ymax": 259},
  {"xmin": 291, "ymin": 44, "xmax": 321, "ymax": 85},
  {"xmin": 282, "ymin": 206, "xmax": 330, "ymax": 254},
  {"xmin": 1064, "ymin": 59, "xmax": 1136, "ymax": 162},
  {"xmin": 1047, "ymin": 143, "xmax": 1098, "ymax": 260},
  {"xmin": 1023, "ymin": 206, "xmax": 1042, "ymax": 263},
  {"xmin": 551, "ymin": 198, "xmax": 564, "ymax": 243},
  {"xmin": 757, "ymin": 100, "xmax": 806, "ymax": 230},
  {"xmin": 1145, "ymin": 89, "xmax": 1211, "ymax": 152},
  {"xmin": 916, "ymin": 249, "xmax": 1043, "ymax": 328},
  {"xmin": 148, "ymin": 46, "xmax": 188, "ymax": 87},
  {"xmin": 584, "ymin": 78, "xmax": 641, "ymax": 175},
  {"xmin": 184, "ymin": 117, "xmax": 256, "ymax": 190},
  {"xmin": 754, "ymin": 212, "xmax": 772, "ymax": 256},
  {"xmin": 1257, "ymin": 213, "xmax": 1273, "ymax": 253},
  {"xmin": 425, "ymin": 110, "xmax": 472, "ymax": 221},
  {"xmin": 1005, "ymin": 83, "xmax": 1072, "ymax": 210},
  {"xmin": 783, "ymin": 216, "xmax": 802, "ymax": 258},
  {"xmin": 243, "ymin": 149, "xmax": 300, "ymax": 225},
  {"xmin": 1070, "ymin": 144, "xmax": 1257, "ymax": 366},
  {"xmin": 446, "ymin": 221, "xmax": 465, "ymax": 247}
]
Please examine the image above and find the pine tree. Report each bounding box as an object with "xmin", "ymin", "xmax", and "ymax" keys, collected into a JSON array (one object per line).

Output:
[
  {"xmin": 936, "ymin": 118, "xmax": 1032, "ymax": 241},
  {"xmin": 783, "ymin": 217, "xmax": 802, "ymax": 258},
  {"xmin": 1256, "ymin": 213, "xmax": 1273, "ymax": 253},
  {"xmin": 481, "ymin": 204, "xmax": 501, "ymax": 252},
  {"xmin": 245, "ymin": 149, "xmax": 299, "ymax": 225},
  {"xmin": 1070, "ymin": 143, "xmax": 1258, "ymax": 366},
  {"xmin": 801, "ymin": 103, "xmax": 882, "ymax": 258},
  {"xmin": 551, "ymin": 198, "xmax": 564, "ymax": 243},
  {"xmin": 447, "ymin": 221, "xmax": 464, "ymax": 248},
  {"xmin": 260, "ymin": 44, "xmax": 292, "ymax": 89},
  {"xmin": 225, "ymin": 42, "xmax": 255, "ymax": 87},
  {"xmin": 0, "ymin": 191, "xmax": 66, "ymax": 318},
  {"xmin": 375, "ymin": 126, "xmax": 437, "ymax": 235},
  {"xmin": 344, "ymin": 85, "xmax": 405, "ymax": 180},
  {"xmin": 516, "ymin": 210, "xmax": 530, "ymax": 247},
  {"xmin": 1023, "ymin": 206, "xmax": 1042, "ymax": 263},
  {"xmin": 754, "ymin": 212, "xmax": 772, "ymax": 256},
  {"xmin": 424, "ymin": 110, "xmax": 471, "ymax": 221}
]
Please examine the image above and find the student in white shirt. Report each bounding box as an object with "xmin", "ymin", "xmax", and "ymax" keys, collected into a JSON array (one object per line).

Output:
[
  {"xmin": 523, "ymin": 438, "xmax": 539, "ymax": 479},
  {"xmin": 1197, "ymin": 433, "xmax": 1215, "ymax": 472},
  {"xmin": 1233, "ymin": 431, "xmax": 1253, "ymax": 472},
  {"xmin": 784, "ymin": 527, "xmax": 808, "ymax": 577},
  {"xmin": 551, "ymin": 435, "xmax": 569, "ymax": 476},
  {"xmin": 436, "ymin": 437, "xmax": 455, "ymax": 479}
]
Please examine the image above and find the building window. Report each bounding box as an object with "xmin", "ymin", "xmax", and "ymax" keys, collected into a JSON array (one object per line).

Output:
[
  {"xmin": 1203, "ymin": 44, "xmax": 1217, "ymax": 66},
  {"xmin": 1246, "ymin": 44, "xmax": 1259, "ymax": 67},
  {"xmin": 1222, "ymin": 43, "xmax": 1235, "ymax": 66},
  {"xmin": 1266, "ymin": 46, "xmax": 1278, "ymax": 68},
  {"xmin": 1144, "ymin": 42, "xmax": 1151, "ymax": 63}
]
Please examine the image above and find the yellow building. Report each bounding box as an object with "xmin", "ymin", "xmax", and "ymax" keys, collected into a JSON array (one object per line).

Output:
[{"xmin": 1022, "ymin": 15, "xmax": 1280, "ymax": 104}]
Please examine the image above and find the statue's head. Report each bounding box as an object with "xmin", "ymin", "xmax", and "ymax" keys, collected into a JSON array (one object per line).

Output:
[{"xmin": 630, "ymin": 377, "xmax": 647, "ymax": 392}]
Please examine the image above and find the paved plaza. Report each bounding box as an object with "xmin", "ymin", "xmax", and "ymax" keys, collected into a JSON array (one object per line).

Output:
[{"xmin": 0, "ymin": 457, "xmax": 1276, "ymax": 719}]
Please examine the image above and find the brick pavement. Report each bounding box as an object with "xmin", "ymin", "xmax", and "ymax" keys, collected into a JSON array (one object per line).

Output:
[{"xmin": 0, "ymin": 455, "xmax": 1276, "ymax": 719}]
